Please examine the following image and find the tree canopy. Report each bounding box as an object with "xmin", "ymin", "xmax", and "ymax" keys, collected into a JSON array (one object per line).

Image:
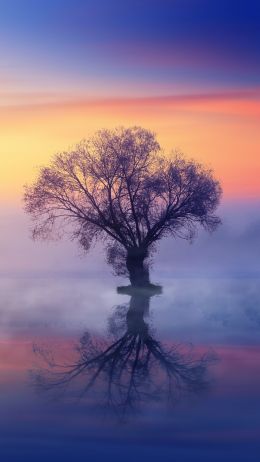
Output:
[{"xmin": 24, "ymin": 126, "xmax": 222, "ymax": 271}]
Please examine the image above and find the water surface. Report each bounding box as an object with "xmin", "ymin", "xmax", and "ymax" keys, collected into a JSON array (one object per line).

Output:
[{"xmin": 1, "ymin": 274, "xmax": 259, "ymax": 461}]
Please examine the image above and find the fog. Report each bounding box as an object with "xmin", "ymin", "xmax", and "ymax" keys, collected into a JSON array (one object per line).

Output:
[{"xmin": 1, "ymin": 200, "xmax": 259, "ymax": 277}]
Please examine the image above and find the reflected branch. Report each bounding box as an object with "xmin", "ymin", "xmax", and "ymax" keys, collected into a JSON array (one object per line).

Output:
[{"xmin": 31, "ymin": 287, "xmax": 216, "ymax": 418}]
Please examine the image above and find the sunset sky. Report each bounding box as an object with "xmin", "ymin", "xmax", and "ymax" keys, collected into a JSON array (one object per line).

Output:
[{"xmin": 1, "ymin": 0, "xmax": 260, "ymax": 204}]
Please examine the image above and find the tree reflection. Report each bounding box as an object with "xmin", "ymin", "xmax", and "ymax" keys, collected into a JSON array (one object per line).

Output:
[{"xmin": 32, "ymin": 284, "xmax": 216, "ymax": 419}]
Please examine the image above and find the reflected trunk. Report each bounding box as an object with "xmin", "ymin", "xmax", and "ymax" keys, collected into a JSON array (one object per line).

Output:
[{"xmin": 126, "ymin": 290, "xmax": 150, "ymax": 336}]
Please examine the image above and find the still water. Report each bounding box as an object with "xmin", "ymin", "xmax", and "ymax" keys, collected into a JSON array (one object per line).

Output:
[{"xmin": 0, "ymin": 274, "xmax": 259, "ymax": 461}]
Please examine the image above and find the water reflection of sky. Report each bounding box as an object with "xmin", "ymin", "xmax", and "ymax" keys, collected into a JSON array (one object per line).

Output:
[{"xmin": 1, "ymin": 275, "xmax": 260, "ymax": 461}]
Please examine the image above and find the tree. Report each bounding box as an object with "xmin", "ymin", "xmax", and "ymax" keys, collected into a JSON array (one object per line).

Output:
[{"xmin": 24, "ymin": 126, "xmax": 222, "ymax": 285}]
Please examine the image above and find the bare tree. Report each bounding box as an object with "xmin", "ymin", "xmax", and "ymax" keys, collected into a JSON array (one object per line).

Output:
[{"xmin": 24, "ymin": 126, "xmax": 222, "ymax": 285}]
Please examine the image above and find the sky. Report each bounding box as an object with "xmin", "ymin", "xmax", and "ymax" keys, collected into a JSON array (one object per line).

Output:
[{"xmin": 0, "ymin": 0, "xmax": 260, "ymax": 273}]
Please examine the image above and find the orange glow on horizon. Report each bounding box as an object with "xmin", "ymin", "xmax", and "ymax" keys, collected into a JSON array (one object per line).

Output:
[{"xmin": 1, "ymin": 92, "xmax": 260, "ymax": 203}]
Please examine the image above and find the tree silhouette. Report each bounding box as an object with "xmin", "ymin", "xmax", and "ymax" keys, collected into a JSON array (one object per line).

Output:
[
  {"xmin": 24, "ymin": 126, "xmax": 222, "ymax": 285},
  {"xmin": 32, "ymin": 287, "xmax": 216, "ymax": 419}
]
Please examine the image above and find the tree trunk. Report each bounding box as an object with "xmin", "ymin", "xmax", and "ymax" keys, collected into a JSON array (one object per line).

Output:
[{"xmin": 126, "ymin": 247, "xmax": 150, "ymax": 287}]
